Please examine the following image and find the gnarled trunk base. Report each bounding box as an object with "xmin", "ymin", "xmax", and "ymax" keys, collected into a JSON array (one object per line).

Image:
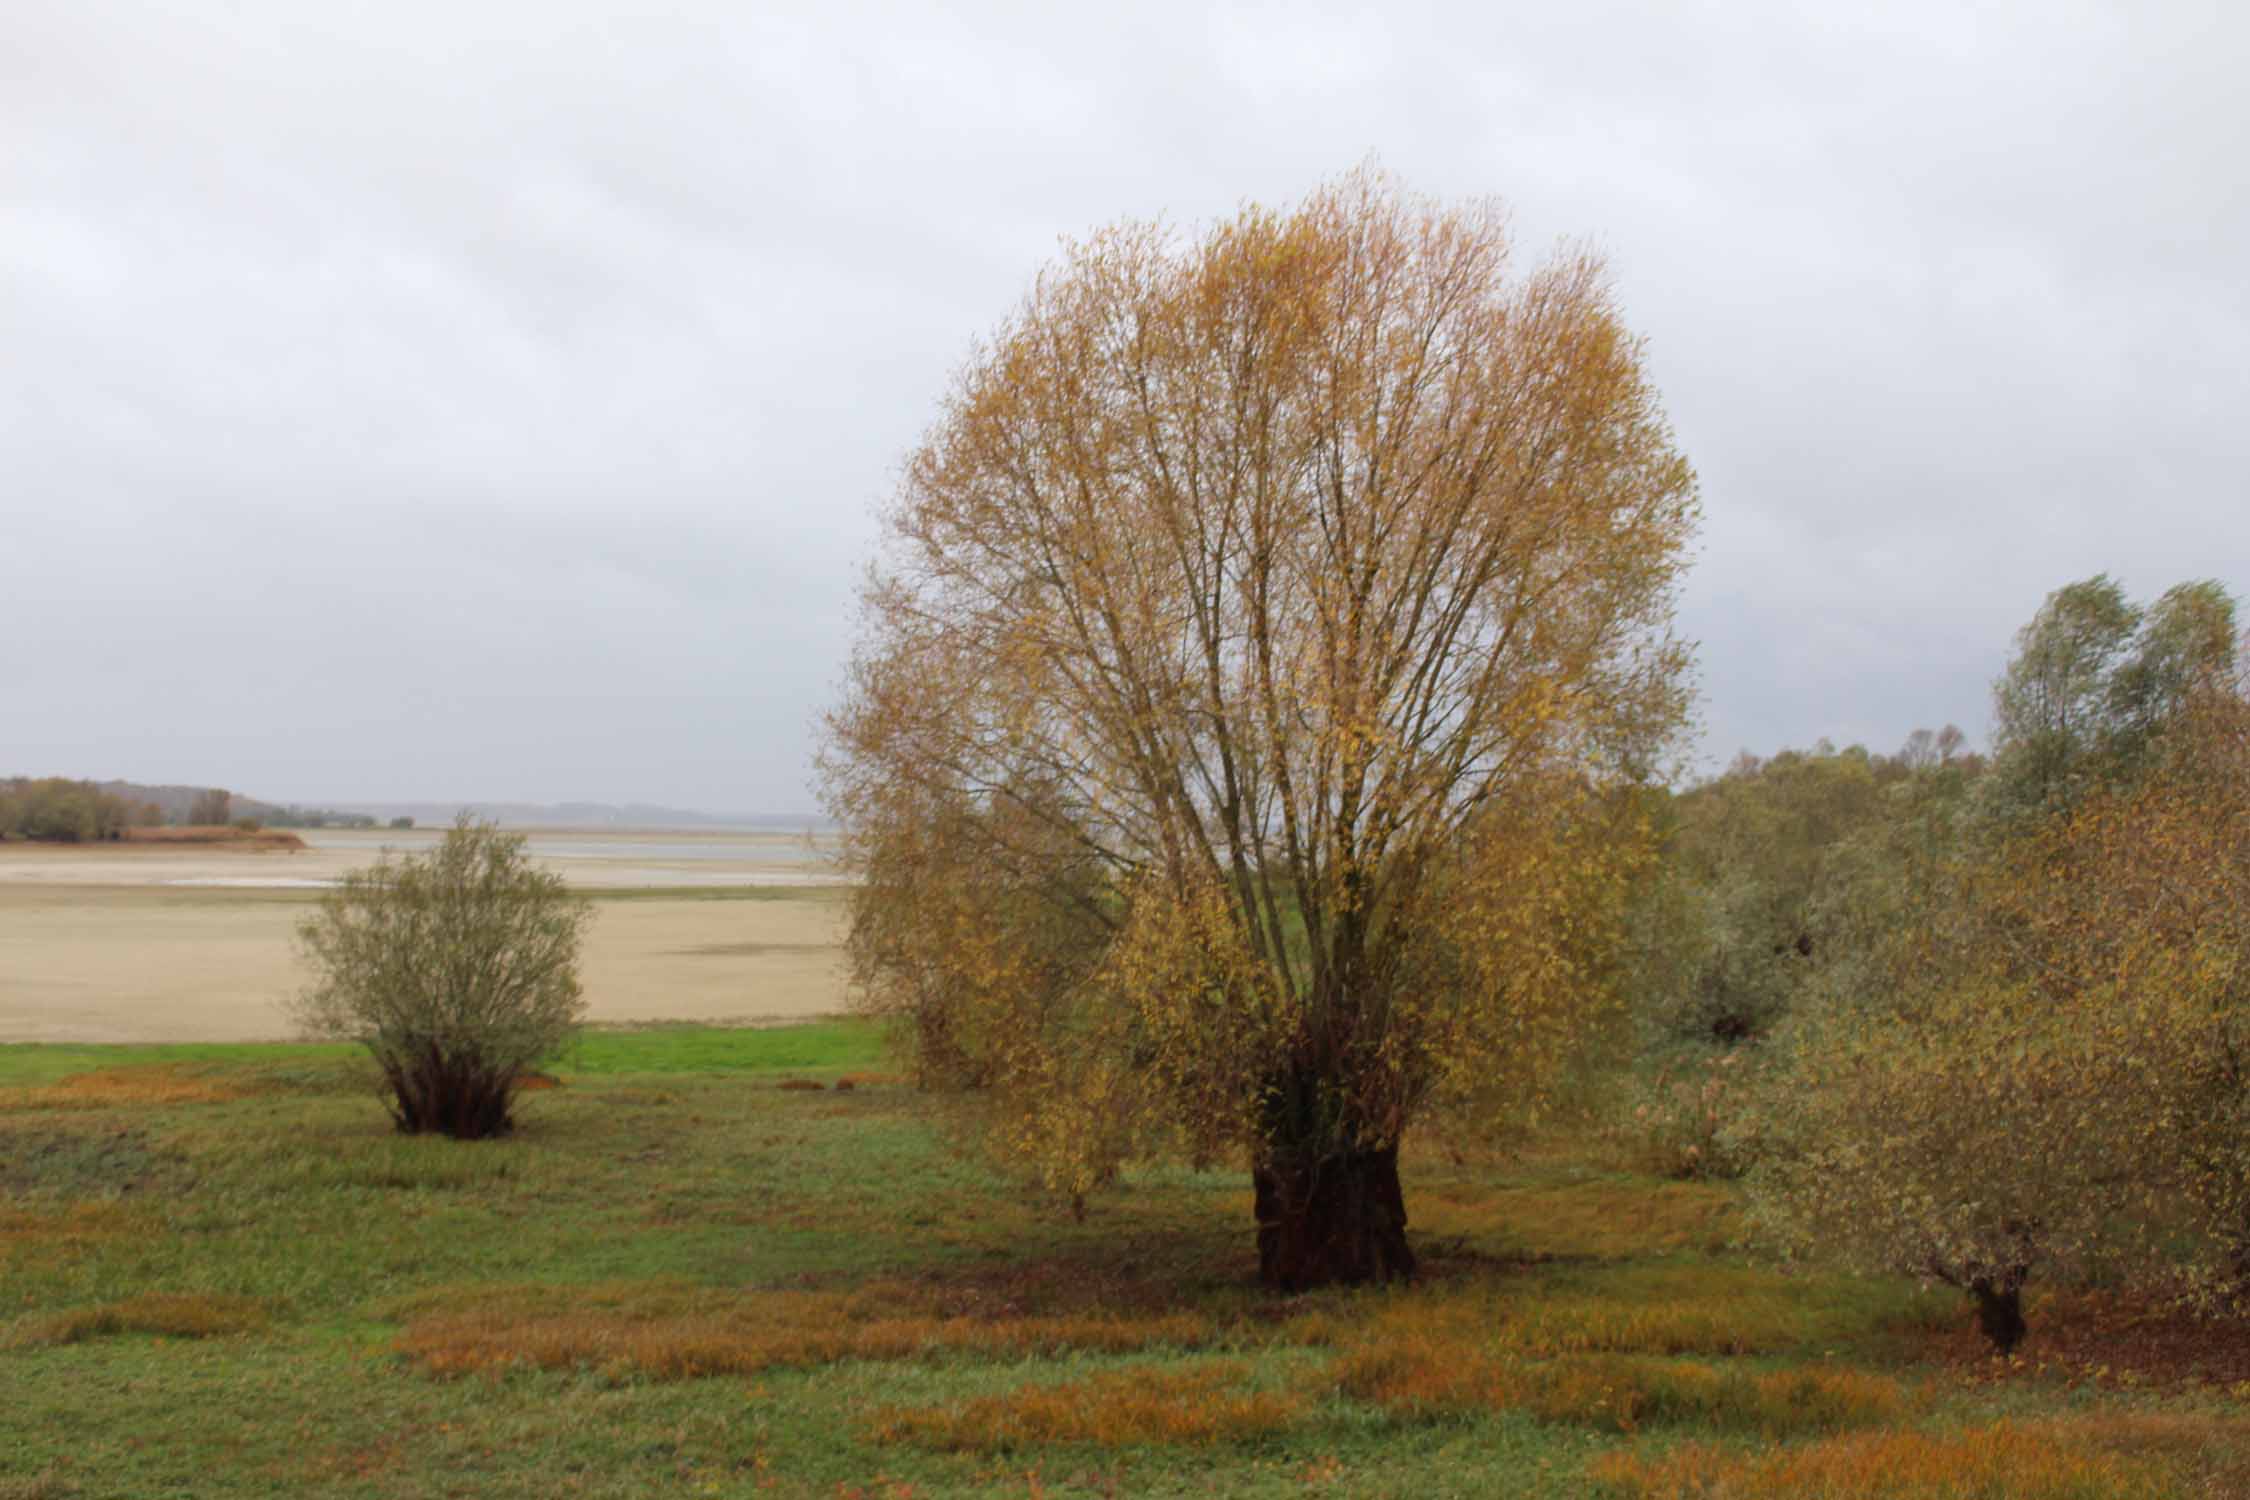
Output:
[
  {"xmin": 1254, "ymin": 1145, "xmax": 1415, "ymax": 1291},
  {"xmin": 378, "ymin": 1042, "xmax": 518, "ymax": 1140},
  {"xmin": 1970, "ymin": 1277, "xmax": 2027, "ymax": 1354}
]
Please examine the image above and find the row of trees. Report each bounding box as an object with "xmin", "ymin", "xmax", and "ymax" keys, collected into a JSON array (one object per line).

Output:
[
  {"xmin": 0, "ymin": 779, "xmax": 161, "ymax": 842},
  {"xmin": 1627, "ymin": 577, "xmax": 2246, "ymax": 1349},
  {"xmin": 0, "ymin": 781, "xmax": 403, "ymax": 839}
]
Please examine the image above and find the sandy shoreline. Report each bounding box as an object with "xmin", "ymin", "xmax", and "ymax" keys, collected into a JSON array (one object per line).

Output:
[
  {"xmin": 0, "ymin": 831, "xmax": 854, "ymax": 1044},
  {"xmin": 0, "ymin": 827, "xmax": 844, "ymax": 891}
]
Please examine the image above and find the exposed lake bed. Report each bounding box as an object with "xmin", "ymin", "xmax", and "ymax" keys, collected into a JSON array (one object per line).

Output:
[{"xmin": 0, "ymin": 828, "xmax": 850, "ymax": 1043}]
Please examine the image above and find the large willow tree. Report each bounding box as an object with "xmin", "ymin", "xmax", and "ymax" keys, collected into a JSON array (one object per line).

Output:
[{"xmin": 824, "ymin": 172, "xmax": 1698, "ymax": 1288}]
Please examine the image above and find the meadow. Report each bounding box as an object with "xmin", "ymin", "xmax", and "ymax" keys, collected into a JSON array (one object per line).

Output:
[{"xmin": 6, "ymin": 1023, "xmax": 2249, "ymax": 1498}]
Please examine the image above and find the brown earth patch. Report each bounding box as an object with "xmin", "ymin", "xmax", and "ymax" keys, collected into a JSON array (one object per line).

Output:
[
  {"xmin": 119, "ymin": 827, "xmax": 308, "ymax": 850},
  {"xmin": 1921, "ymin": 1288, "xmax": 2250, "ymax": 1389}
]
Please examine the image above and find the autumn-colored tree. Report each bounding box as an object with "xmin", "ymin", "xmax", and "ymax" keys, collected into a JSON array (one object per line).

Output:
[
  {"xmin": 1750, "ymin": 598, "xmax": 2244, "ymax": 1351},
  {"xmin": 0, "ymin": 777, "xmax": 134, "ymax": 843},
  {"xmin": 1999, "ymin": 661, "xmax": 2250, "ymax": 1305},
  {"xmin": 824, "ymin": 171, "xmax": 1698, "ymax": 1288}
]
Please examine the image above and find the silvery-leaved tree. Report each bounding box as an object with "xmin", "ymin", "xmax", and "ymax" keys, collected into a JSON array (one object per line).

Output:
[
  {"xmin": 1750, "ymin": 603, "xmax": 2244, "ymax": 1352},
  {"xmin": 823, "ymin": 170, "xmax": 1699, "ymax": 1289},
  {"xmin": 293, "ymin": 815, "xmax": 592, "ymax": 1140}
]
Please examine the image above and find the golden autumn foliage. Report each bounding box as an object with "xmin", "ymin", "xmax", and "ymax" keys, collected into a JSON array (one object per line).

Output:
[{"xmin": 824, "ymin": 167, "xmax": 1697, "ymax": 1286}]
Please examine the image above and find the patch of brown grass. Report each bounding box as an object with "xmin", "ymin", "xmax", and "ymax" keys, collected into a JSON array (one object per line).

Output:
[
  {"xmin": 2054, "ymin": 1412, "xmax": 2250, "ymax": 1496},
  {"xmin": 868, "ymin": 1363, "xmax": 1302, "ymax": 1451},
  {"xmin": 0, "ymin": 1201, "xmax": 139, "ymax": 1251},
  {"xmin": 0, "ymin": 1066, "xmax": 249, "ymax": 1112},
  {"xmin": 392, "ymin": 1278, "xmax": 1215, "ymax": 1380},
  {"xmin": 1317, "ymin": 1263, "xmax": 1929, "ymax": 1363},
  {"xmin": 1334, "ymin": 1332, "xmax": 1913, "ymax": 1435},
  {"xmin": 5, "ymin": 1293, "xmax": 267, "ymax": 1348},
  {"xmin": 1588, "ymin": 1421, "xmax": 2174, "ymax": 1498}
]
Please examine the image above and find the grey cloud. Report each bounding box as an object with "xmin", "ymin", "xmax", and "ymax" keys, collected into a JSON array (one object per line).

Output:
[{"xmin": 5, "ymin": 0, "xmax": 2244, "ymax": 808}]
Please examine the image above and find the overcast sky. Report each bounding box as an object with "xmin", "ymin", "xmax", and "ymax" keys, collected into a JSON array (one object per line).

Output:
[{"xmin": 7, "ymin": 1, "xmax": 2245, "ymax": 813}]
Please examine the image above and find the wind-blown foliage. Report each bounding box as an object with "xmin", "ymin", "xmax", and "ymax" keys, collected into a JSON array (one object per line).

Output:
[
  {"xmin": 1747, "ymin": 584, "xmax": 2245, "ymax": 1349},
  {"xmin": 1989, "ymin": 574, "xmax": 2237, "ymax": 814},
  {"xmin": 825, "ymin": 169, "xmax": 1698, "ymax": 1287}
]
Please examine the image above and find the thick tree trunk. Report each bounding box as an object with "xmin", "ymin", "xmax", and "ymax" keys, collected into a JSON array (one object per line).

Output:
[
  {"xmin": 1969, "ymin": 1276, "xmax": 2027, "ymax": 1354},
  {"xmin": 1254, "ymin": 1144, "xmax": 1416, "ymax": 1291}
]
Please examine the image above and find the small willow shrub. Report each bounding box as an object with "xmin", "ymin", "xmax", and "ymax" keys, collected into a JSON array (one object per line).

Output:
[{"xmin": 293, "ymin": 815, "xmax": 592, "ymax": 1139}]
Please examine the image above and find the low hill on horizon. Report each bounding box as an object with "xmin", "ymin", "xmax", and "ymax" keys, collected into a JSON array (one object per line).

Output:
[
  {"xmin": 319, "ymin": 800, "xmax": 831, "ymax": 832},
  {"xmin": 25, "ymin": 778, "xmax": 824, "ymax": 833}
]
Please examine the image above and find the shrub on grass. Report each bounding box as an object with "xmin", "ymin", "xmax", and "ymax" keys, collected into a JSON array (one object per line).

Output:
[{"xmin": 292, "ymin": 815, "xmax": 592, "ymax": 1140}]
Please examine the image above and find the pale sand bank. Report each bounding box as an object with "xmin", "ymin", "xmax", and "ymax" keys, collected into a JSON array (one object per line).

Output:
[
  {"xmin": 0, "ymin": 831, "xmax": 853, "ymax": 1043},
  {"xmin": 0, "ymin": 827, "xmax": 843, "ymax": 891}
]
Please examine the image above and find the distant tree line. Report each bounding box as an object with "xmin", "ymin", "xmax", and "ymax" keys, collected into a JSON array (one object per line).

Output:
[
  {"xmin": 0, "ymin": 780, "xmax": 391, "ymax": 839},
  {"xmin": 256, "ymin": 804, "xmax": 383, "ymax": 830},
  {"xmin": 0, "ymin": 778, "xmax": 162, "ymax": 842}
]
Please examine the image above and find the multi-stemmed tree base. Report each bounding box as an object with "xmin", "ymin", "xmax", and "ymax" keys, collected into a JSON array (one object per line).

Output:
[
  {"xmin": 1970, "ymin": 1277, "xmax": 2027, "ymax": 1354},
  {"xmin": 378, "ymin": 1042, "xmax": 519, "ymax": 1140},
  {"xmin": 1254, "ymin": 1145, "xmax": 1417, "ymax": 1291}
]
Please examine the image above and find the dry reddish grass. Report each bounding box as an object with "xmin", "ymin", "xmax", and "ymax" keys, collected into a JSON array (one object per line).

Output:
[
  {"xmin": 0, "ymin": 1065, "xmax": 249, "ymax": 1112},
  {"xmin": 1303, "ymin": 1262, "xmax": 1924, "ymax": 1364},
  {"xmin": 392, "ymin": 1278, "xmax": 1216, "ymax": 1381},
  {"xmin": 5, "ymin": 1293, "xmax": 267, "ymax": 1348},
  {"xmin": 2054, "ymin": 1412, "xmax": 2250, "ymax": 1496},
  {"xmin": 0, "ymin": 1201, "xmax": 140, "ymax": 1254},
  {"xmin": 1589, "ymin": 1421, "xmax": 2174, "ymax": 1499},
  {"xmin": 1334, "ymin": 1332, "xmax": 1913, "ymax": 1436},
  {"xmin": 867, "ymin": 1363, "xmax": 1302, "ymax": 1451}
]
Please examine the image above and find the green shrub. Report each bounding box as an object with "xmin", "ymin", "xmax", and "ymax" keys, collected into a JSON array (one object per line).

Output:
[{"xmin": 292, "ymin": 815, "xmax": 592, "ymax": 1139}]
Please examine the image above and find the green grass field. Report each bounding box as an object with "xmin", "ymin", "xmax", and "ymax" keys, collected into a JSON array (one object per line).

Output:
[{"xmin": 4, "ymin": 1025, "xmax": 2246, "ymax": 1498}]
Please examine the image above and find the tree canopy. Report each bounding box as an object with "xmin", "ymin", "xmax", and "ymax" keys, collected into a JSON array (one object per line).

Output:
[{"xmin": 825, "ymin": 170, "xmax": 1698, "ymax": 1287}]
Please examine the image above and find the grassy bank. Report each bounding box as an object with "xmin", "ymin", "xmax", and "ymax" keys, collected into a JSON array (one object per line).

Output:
[{"xmin": 4, "ymin": 1024, "xmax": 2246, "ymax": 1497}]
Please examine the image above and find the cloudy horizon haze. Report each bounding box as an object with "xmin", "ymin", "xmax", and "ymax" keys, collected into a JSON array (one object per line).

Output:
[{"xmin": 7, "ymin": 1, "xmax": 2246, "ymax": 815}]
